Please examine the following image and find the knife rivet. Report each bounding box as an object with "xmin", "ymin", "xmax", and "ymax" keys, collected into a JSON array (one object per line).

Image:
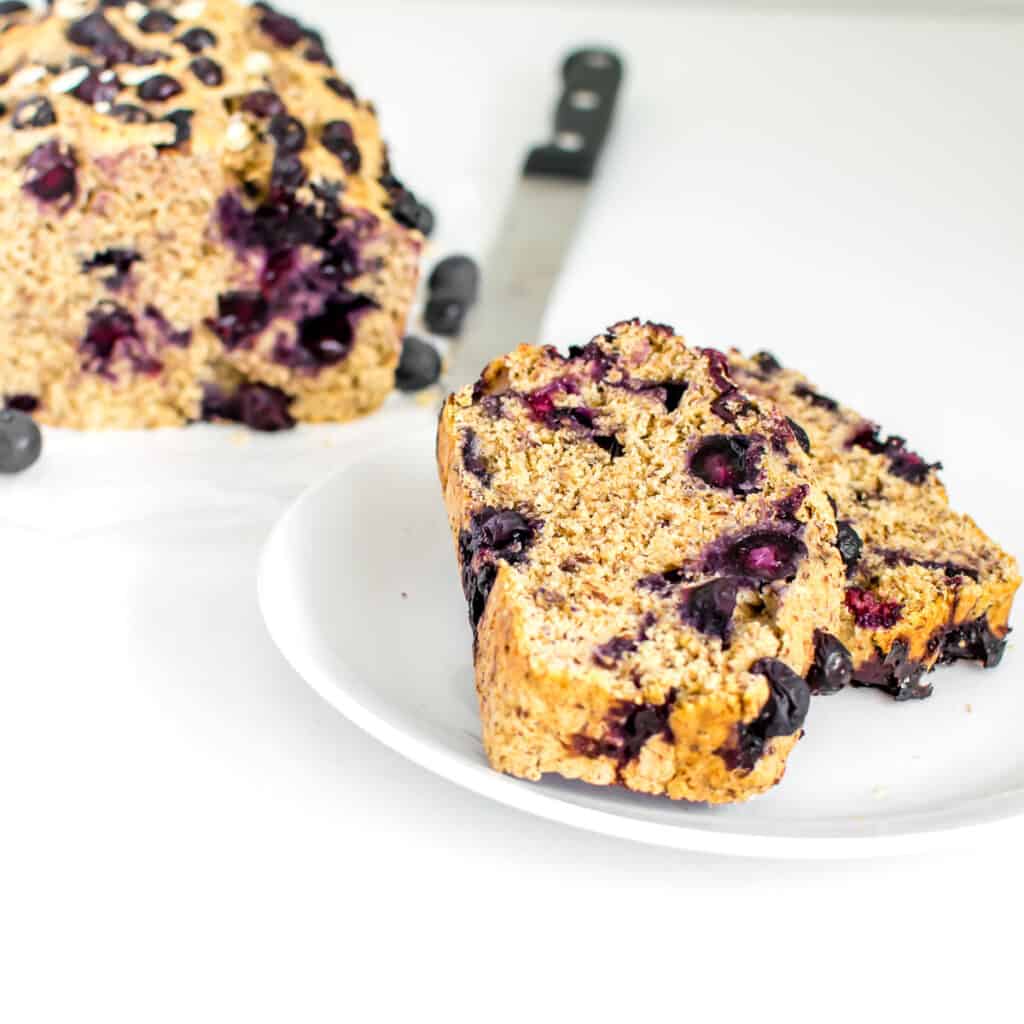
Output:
[
  {"xmin": 556, "ymin": 131, "xmax": 584, "ymax": 152},
  {"xmin": 584, "ymin": 52, "xmax": 613, "ymax": 68},
  {"xmin": 570, "ymin": 89, "xmax": 600, "ymax": 111}
]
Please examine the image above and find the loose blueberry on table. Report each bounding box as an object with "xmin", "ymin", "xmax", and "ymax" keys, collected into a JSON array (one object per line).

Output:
[
  {"xmin": 0, "ymin": 409, "xmax": 42, "ymax": 474},
  {"xmin": 395, "ymin": 336, "xmax": 441, "ymax": 392}
]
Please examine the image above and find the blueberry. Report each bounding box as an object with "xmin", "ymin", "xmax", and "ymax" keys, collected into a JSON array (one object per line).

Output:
[
  {"xmin": 461, "ymin": 428, "xmax": 490, "ymax": 484},
  {"xmin": 424, "ymin": 296, "xmax": 465, "ymax": 336},
  {"xmin": 158, "ymin": 108, "xmax": 193, "ymax": 149},
  {"xmin": 72, "ymin": 69, "xmax": 122, "ymax": 106},
  {"xmin": 258, "ymin": 7, "xmax": 305, "ymax": 46},
  {"xmin": 270, "ymin": 153, "xmax": 306, "ymax": 192},
  {"xmin": 82, "ymin": 247, "xmax": 141, "ymax": 291},
  {"xmin": 750, "ymin": 659, "xmax": 811, "ymax": 737},
  {"xmin": 206, "ymin": 290, "xmax": 269, "ymax": 348},
  {"xmin": 383, "ymin": 177, "xmax": 434, "ymax": 235},
  {"xmin": 793, "ymin": 382, "xmax": 838, "ymax": 411},
  {"xmin": 291, "ymin": 297, "xmax": 373, "ymax": 367},
  {"xmin": 325, "ymin": 76, "xmax": 356, "ymax": 101},
  {"xmin": 835, "ymin": 520, "xmax": 862, "ymax": 572},
  {"xmin": 753, "ymin": 351, "xmax": 782, "ymax": 375},
  {"xmin": 320, "ymin": 120, "xmax": 361, "ymax": 173},
  {"xmin": 786, "ymin": 417, "xmax": 811, "ymax": 454},
  {"xmin": 12, "ymin": 96, "xmax": 56, "ymax": 129},
  {"xmin": 727, "ymin": 530, "xmax": 806, "ymax": 582},
  {"xmin": 269, "ymin": 113, "xmax": 306, "ymax": 153},
  {"xmin": 690, "ymin": 435, "xmax": 761, "ymax": 495},
  {"xmin": 177, "ymin": 27, "xmax": 217, "ymax": 53},
  {"xmin": 189, "ymin": 57, "xmax": 223, "ymax": 87},
  {"xmin": 593, "ymin": 434, "xmax": 624, "ymax": 459},
  {"xmin": 661, "ymin": 381, "xmax": 687, "ymax": 412},
  {"xmin": 0, "ymin": 409, "xmax": 42, "ymax": 474},
  {"xmin": 108, "ymin": 103, "xmax": 153, "ymax": 124},
  {"xmin": 939, "ymin": 616, "xmax": 1007, "ymax": 669},
  {"xmin": 241, "ymin": 90, "xmax": 284, "ymax": 117},
  {"xmin": 681, "ymin": 577, "xmax": 740, "ymax": 644},
  {"xmin": 395, "ymin": 336, "xmax": 441, "ymax": 391},
  {"xmin": 237, "ymin": 383, "xmax": 295, "ymax": 432},
  {"xmin": 138, "ymin": 9, "xmax": 177, "ymax": 33},
  {"xmin": 23, "ymin": 141, "xmax": 77, "ymax": 205},
  {"xmin": 4, "ymin": 394, "xmax": 38, "ymax": 413},
  {"xmin": 806, "ymin": 630, "xmax": 852, "ymax": 694},
  {"xmin": 138, "ymin": 74, "xmax": 183, "ymax": 102},
  {"xmin": 428, "ymin": 255, "xmax": 479, "ymax": 304}
]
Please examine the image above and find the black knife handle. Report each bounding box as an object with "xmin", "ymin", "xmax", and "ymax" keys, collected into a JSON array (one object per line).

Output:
[{"xmin": 524, "ymin": 48, "xmax": 624, "ymax": 181}]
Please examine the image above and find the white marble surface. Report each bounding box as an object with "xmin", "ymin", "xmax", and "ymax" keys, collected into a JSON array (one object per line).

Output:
[{"xmin": 4, "ymin": 3, "xmax": 1023, "ymax": 1019}]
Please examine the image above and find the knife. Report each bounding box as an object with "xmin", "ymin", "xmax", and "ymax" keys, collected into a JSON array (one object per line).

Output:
[{"xmin": 443, "ymin": 47, "xmax": 625, "ymax": 394}]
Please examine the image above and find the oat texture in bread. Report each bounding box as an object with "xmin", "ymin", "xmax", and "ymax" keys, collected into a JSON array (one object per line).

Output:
[
  {"xmin": 730, "ymin": 350, "xmax": 1020, "ymax": 700},
  {"xmin": 0, "ymin": 0, "xmax": 429, "ymax": 429},
  {"xmin": 437, "ymin": 320, "xmax": 846, "ymax": 804}
]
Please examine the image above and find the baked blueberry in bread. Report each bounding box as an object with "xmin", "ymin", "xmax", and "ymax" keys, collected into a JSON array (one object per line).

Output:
[{"xmin": 438, "ymin": 320, "xmax": 845, "ymax": 804}]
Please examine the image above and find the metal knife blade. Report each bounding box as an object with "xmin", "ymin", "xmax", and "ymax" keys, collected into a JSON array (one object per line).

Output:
[{"xmin": 444, "ymin": 48, "xmax": 624, "ymax": 395}]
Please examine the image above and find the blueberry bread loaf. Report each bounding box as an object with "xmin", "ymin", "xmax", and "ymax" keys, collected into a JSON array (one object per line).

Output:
[
  {"xmin": 0, "ymin": 0, "xmax": 429, "ymax": 429},
  {"xmin": 437, "ymin": 320, "xmax": 846, "ymax": 804},
  {"xmin": 730, "ymin": 351, "xmax": 1020, "ymax": 700}
]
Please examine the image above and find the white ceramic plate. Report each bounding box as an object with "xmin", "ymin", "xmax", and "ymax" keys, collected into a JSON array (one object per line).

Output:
[{"xmin": 258, "ymin": 411, "xmax": 1024, "ymax": 858}]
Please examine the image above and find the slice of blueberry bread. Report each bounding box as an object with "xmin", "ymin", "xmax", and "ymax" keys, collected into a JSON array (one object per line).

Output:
[
  {"xmin": 0, "ymin": 0, "xmax": 429, "ymax": 429},
  {"xmin": 730, "ymin": 351, "xmax": 1020, "ymax": 700},
  {"xmin": 437, "ymin": 320, "xmax": 846, "ymax": 804}
]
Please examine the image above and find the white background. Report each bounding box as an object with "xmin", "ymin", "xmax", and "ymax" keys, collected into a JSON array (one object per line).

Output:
[{"xmin": 4, "ymin": 2, "xmax": 1024, "ymax": 1020}]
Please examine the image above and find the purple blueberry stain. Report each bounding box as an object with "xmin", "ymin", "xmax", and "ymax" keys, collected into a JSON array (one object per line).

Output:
[
  {"xmin": 848, "ymin": 423, "xmax": 940, "ymax": 485},
  {"xmin": 461, "ymin": 428, "xmax": 491, "ymax": 486},
  {"xmin": 82, "ymin": 247, "xmax": 141, "ymax": 292},
  {"xmin": 79, "ymin": 302, "xmax": 161, "ymax": 377},
  {"xmin": 144, "ymin": 305, "xmax": 191, "ymax": 347},
  {"xmin": 773, "ymin": 484, "xmax": 809, "ymax": 521},
  {"xmin": 572, "ymin": 691, "xmax": 676, "ymax": 764},
  {"xmin": 845, "ymin": 587, "xmax": 903, "ymax": 629},
  {"xmin": 690, "ymin": 434, "xmax": 762, "ymax": 495}
]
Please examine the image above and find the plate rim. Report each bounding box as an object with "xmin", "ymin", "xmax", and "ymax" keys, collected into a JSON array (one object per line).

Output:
[{"xmin": 257, "ymin": 434, "xmax": 1023, "ymax": 860}]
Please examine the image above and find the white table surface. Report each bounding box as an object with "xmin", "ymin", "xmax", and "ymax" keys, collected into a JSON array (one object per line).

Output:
[{"xmin": 4, "ymin": 3, "xmax": 1023, "ymax": 1019}]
